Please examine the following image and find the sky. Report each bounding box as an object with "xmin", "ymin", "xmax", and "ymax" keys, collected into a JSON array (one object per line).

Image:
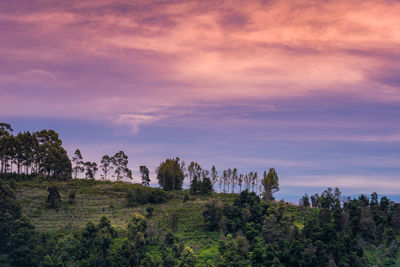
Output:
[{"xmin": 1, "ymin": 0, "xmax": 400, "ymax": 202}]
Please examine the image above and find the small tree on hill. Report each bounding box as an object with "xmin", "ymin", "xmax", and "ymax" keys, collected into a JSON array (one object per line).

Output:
[
  {"xmin": 140, "ymin": 165, "xmax": 151, "ymax": 186},
  {"xmin": 47, "ymin": 185, "xmax": 61, "ymax": 208},
  {"xmin": 156, "ymin": 157, "xmax": 185, "ymax": 191},
  {"xmin": 100, "ymin": 155, "xmax": 113, "ymax": 181},
  {"xmin": 72, "ymin": 149, "xmax": 84, "ymax": 179},
  {"xmin": 262, "ymin": 168, "xmax": 279, "ymax": 201},
  {"xmin": 84, "ymin": 162, "xmax": 98, "ymax": 179},
  {"xmin": 112, "ymin": 151, "xmax": 132, "ymax": 181}
]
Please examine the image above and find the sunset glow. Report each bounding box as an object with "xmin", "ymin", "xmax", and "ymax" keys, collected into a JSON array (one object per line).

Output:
[{"xmin": 1, "ymin": 0, "xmax": 400, "ymax": 200}]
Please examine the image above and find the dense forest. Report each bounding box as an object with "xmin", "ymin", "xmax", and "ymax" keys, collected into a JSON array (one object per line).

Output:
[{"xmin": 1, "ymin": 123, "xmax": 399, "ymax": 266}]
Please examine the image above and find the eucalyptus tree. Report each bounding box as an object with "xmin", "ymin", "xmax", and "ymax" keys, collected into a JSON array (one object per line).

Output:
[
  {"xmin": 218, "ymin": 173, "xmax": 223, "ymax": 193},
  {"xmin": 222, "ymin": 170, "xmax": 228, "ymax": 193},
  {"xmin": 262, "ymin": 168, "xmax": 279, "ymax": 201},
  {"xmin": 226, "ymin": 168, "xmax": 232, "ymax": 193},
  {"xmin": 140, "ymin": 165, "xmax": 150, "ymax": 186},
  {"xmin": 156, "ymin": 157, "xmax": 185, "ymax": 191},
  {"xmin": 0, "ymin": 123, "xmax": 13, "ymax": 173},
  {"xmin": 201, "ymin": 169, "xmax": 209, "ymax": 182},
  {"xmin": 100, "ymin": 155, "xmax": 113, "ymax": 180},
  {"xmin": 72, "ymin": 149, "xmax": 84, "ymax": 179},
  {"xmin": 84, "ymin": 162, "xmax": 98, "ymax": 179},
  {"xmin": 231, "ymin": 168, "xmax": 238, "ymax": 193},
  {"xmin": 238, "ymin": 174, "xmax": 244, "ymax": 192},
  {"xmin": 244, "ymin": 173, "xmax": 252, "ymax": 191},
  {"xmin": 251, "ymin": 172, "xmax": 258, "ymax": 193},
  {"xmin": 112, "ymin": 151, "xmax": 132, "ymax": 181},
  {"xmin": 210, "ymin": 165, "xmax": 218, "ymax": 187},
  {"xmin": 187, "ymin": 161, "xmax": 202, "ymax": 184}
]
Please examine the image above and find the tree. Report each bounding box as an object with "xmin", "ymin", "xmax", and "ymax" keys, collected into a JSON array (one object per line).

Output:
[
  {"xmin": 210, "ymin": 165, "xmax": 218, "ymax": 187},
  {"xmin": 262, "ymin": 168, "xmax": 279, "ymax": 201},
  {"xmin": 100, "ymin": 155, "xmax": 113, "ymax": 181},
  {"xmin": 222, "ymin": 170, "xmax": 228, "ymax": 193},
  {"xmin": 311, "ymin": 193, "xmax": 320, "ymax": 209},
  {"xmin": 140, "ymin": 165, "xmax": 151, "ymax": 187},
  {"xmin": 36, "ymin": 129, "xmax": 72, "ymax": 179},
  {"xmin": 179, "ymin": 247, "xmax": 196, "ymax": 267},
  {"xmin": 251, "ymin": 172, "xmax": 258, "ymax": 193},
  {"xmin": 300, "ymin": 193, "xmax": 311, "ymax": 208},
  {"xmin": 156, "ymin": 157, "xmax": 185, "ymax": 191},
  {"xmin": 72, "ymin": 149, "xmax": 84, "ymax": 179},
  {"xmin": 231, "ymin": 168, "xmax": 238, "ymax": 193},
  {"xmin": 238, "ymin": 174, "xmax": 243, "ymax": 192},
  {"xmin": 187, "ymin": 161, "xmax": 202, "ymax": 185},
  {"xmin": 84, "ymin": 162, "xmax": 98, "ymax": 179},
  {"xmin": 46, "ymin": 185, "xmax": 61, "ymax": 208},
  {"xmin": 127, "ymin": 214, "xmax": 147, "ymax": 266},
  {"xmin": 0, "ymin": 122, "xmax": 13, "ymax": 173},
  {"xmin": 112, "ymin": 151, "xmax": 132, "ymax": 181}
]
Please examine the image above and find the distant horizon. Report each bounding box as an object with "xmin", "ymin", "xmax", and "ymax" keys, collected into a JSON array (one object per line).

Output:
[{"xmin": 2, "ymin": 0, "xmax": 400, "ymax": 202}]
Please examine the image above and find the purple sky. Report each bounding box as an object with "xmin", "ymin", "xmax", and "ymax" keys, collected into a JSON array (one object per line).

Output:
[{"xmin": 1, "ymin": 0, "xmax": 400, "ymax": 201}]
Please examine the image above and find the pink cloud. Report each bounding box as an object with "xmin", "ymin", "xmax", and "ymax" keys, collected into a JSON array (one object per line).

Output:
[{"xmin": 1, "ymin": 0, "xmax": 400, "ymax": 131}]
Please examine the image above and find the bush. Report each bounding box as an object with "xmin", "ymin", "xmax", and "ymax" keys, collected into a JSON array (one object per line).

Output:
[
  {"xmin": 46, "ymin": 185, "xmax": 61, "ymax": 208},
  {"xmin": 183, "ymin": 193, "xmax": 189, "ymax": 203},
  {"xmin": 146, "ymin": 206, "xmax": 154, "ymax": 218},
  {"xmin": 126, "ymin": 187, "xmax": 167, "ymax": 207},
  {"xmin": 68, "ymin": 192, "xmax": 76, "ymax": 204}
]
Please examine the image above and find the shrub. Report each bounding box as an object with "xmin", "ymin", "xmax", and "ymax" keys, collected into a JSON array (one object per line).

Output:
[
  {"xmin": 46, "ymin": 185, "xmax": 61, "ymax": 208},
  {"xmin": 126, "ymin": 187, "xmax": 167, "ymax": 207},
  {"xmin": 183, "ymin": 193, "xmax": 189, "ymax": 203},
  {"xmin": 146, "ymin": 206, "xmax": 154, "ymax": 218},
  {"xmin": 68, "ymin": 192, "xmax": 76, "ymax": 204}
]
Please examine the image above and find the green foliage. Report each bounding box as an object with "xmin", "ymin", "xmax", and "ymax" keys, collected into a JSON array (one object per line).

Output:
[
  {"xmin": 68, "ymin": 191, "xmax": 76, "ymax": 204},
  {"xmin": 0, "ymin": 124, "xmax": 72, "ymax": 179},
  {"xmin": 2, "ymin": 176, "xmax": 400, "ymax": 266},
  {"xmin": 262, "ymin": 168, "xmax": 279, "ymax": 201},
  {"xmin": 46, "ymin": 185, "xmax": 61, "ymax": 208},
  {"xmin": 183, "ymin": 193, "xmax": 190, "ymax": 203},
  {"xmin": 140, "ymin": 165, "xmax": 151, "ymax": 187},
  {"xmin": 126, "ymin": 187, "xmax": 167, "ymax": 206},
  {"xmin": 156, "ymin": 157, "xmax": 185, "ymax": 191},
  {"xmin": 179, "ymin": 246, "xmax": 196, "ymax": 267}
]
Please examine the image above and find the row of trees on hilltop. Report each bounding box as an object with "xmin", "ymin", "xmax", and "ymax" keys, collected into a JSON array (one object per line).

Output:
[
  {"xmin": 71, "ymin": 149, "xmax": 135, "ymax": 181},
  {"xmin": 155, "ymin": 158, "xmax": 280, "ymax": 200},
  {"xmin": 72, "ymin": 149, "xmax": 151, "ymax": 186},
  {"xmin": 0, "ymin": 123, "xmax": 72, "ymax": 178},
  {"xmin": 1, "ymin": 122, "xmax": 279, "ymax": 198}
]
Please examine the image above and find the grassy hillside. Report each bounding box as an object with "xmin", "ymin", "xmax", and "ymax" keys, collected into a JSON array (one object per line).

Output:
[
  {"xmin": 10, "ymin": 177, "xmax": 239, "ymax": 262},
  {"xmin": 2, "ymin": 176, "xmax": 399, "ymax": 266}
]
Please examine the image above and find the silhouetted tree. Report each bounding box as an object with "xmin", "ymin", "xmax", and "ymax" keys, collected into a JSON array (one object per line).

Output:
[
  {"xmin": 262, "ymin": 168, "xmax": 279, "ymax": 201},
  {"xmin": 156, "ymin": 157, "xmax": 185, "ymax": 191},
  {"xmin": 140, "ymin": 165, "xmax": 150, "ymax": 186}
]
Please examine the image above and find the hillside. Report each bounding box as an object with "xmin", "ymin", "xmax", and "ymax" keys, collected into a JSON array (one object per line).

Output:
[{"xmin": 1, "ymin": 175, "xmax": 400, "ymax": 266}]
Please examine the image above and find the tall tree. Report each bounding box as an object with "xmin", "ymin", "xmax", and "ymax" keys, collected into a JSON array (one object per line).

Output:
[
  {"xmin": 226, "ymin": 168, "xmax": 232, "ymax": 193},
  {"xmin": 84, "ymin": 162, "xmax": 98, "ymax": 179},
  {"xmin": 100, "ymin": 155, "xmax": 113, "ymax": 181},
  {"xmin": 187, "ymin": 161, "xmax": 202, "ymax": 185},
  {"xmin": 251, "ymin": 172, "xmax": 258, "ymax": 193},
  {"xmin": 262, "ymin": 168, "xmax": 279, "ymax": 201},
  {"xmin": 112, "ymin": 151, "xmax": 132, "ymax": 181},
  {"xmin": 0, "ymin": 123, "xmax": 13, "ymax": 173},
  {"xmin": 222, "ymin": 170, "xmax": 228, "ymax": 193},
  {"xmin": 231, "ymin": 168, "xmax": 238, "ymax": 193},
  {"xmin": 140, "ymin": 165, "xmax": 150, "ymax": 187},
  {"xmin": 156, "ymin": 157, "xmax": 185, "ymax": 191},
  {"xmin": 238, "ymin": 174, "xmax": 243, "ymax": 192},
  {"xmin": 210, "ymin": 165, "xmax": 218, "ymax": 187},
  {"xmin": 72, "ymin": 149, "xmax": 84, "ymax": 179}
]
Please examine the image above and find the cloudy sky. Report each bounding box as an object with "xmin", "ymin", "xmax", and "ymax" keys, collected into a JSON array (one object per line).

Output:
[{"xmin": 1, "ymin": 0, "xmax": 400, "ymax": 201}]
